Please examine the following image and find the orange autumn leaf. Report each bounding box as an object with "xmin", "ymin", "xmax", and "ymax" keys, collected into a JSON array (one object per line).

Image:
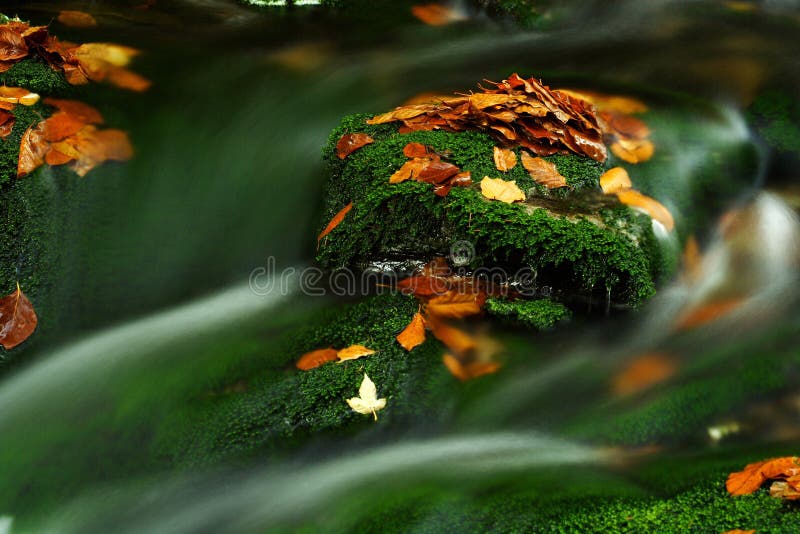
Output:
[
  {"xmin": 520, "ymin": 151, "xmax": 568, "ymax": 189},
  {"xmin": 612, "ymin": 353, "xmax": 677, "ymax": 396},
  {"xmin": 443, "ymin": 353, "xmax": 500, "ymax": 381},
  {"xmin": 426, "ymin": 289, "xmax": 486, "ymax": 319},
  {"xmin": 615, "ymin": 189, "xmax": 674, "ymax": 231},
  {"xmin": 480, "ymin": 176, "xmax": 526, "ymax": 203},
  {"xmin": 336, "ymin": 132, "xmax": 374, "ymax": 159},
  {"xmin": 296, "ymin": 347, "xmax": 338, "ymax": 370},
  {"xmin": 17, "ymin": 122, "xmax": 49, "ymax": 177},
  {"xmin": 493, "ymin": 146, "xmax": 517, "ymax": 172},
  {"xmin": 611, "ymin": 137, "xmax": 654, "ymax": 164},
  {"xmin": 674, "ymin": 298, "xmax": 743, "ymax": 331},
  {"xmin": 726, "ymin": 456, "xmax": 800, "ymax": 496},
  {"xmin": 427, "ymin": 315, "xmax": 477, "ymax": 355},
  {"xmin": 0, "ymin": 27, "xmax": 28, "ymax": 62},
  {"xmin": 58, "ymin": 10, "xmax": 98, "ymax": 28},
  {"xmin": 411, "ymin": 4, "xmax": 467, "ymax": 26},
  {"xmin": 0, "ymin": 109, "xmax": 14, "ymax": 138},
  {"xmin": 337, "ymin": 344, "xmax": 377, "ymax": 363},
  {"xmin": 44, "ymin": 98, "xmax": 104, "ymax": 124},
  {"xmin": 599, "ymin": 166, "xmax": 632, "ymax": 194},
  {"xmin": 317, "ymin": 202, "xmax": 353, "ymax": 242},
  {"xmin": 66, "ymin": 43, "xmax": 151, "ymax": 92},
  {"xmin": 0, "ymin": 283, "xmax": 38, "ymax": 350},
  {"xmin": 396, "ymin": 312, "xmax": 426, "ymax": 351},
  {"xmin": 403, "ymin": 142, "xmax": 430, "ymax": 158},
  {"xmin": 43, "ymin": 112, "xmax": 90, "ymax": 142},
  {"xmin": 0, "ymin": 86, "xmax": 39, "ymax": 109},
  {"xmin": 721, "ymin": 530, "xmax": 755, "ymax": 534}
]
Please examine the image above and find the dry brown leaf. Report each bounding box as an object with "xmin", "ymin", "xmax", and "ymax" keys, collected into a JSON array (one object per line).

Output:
[
  {"xmin": 443, "ymin": 353, "xmax": 500, "ymax": 381},
  {"xmin": 336, "ymin": 132, "xmax": 374, "ymax": 159},
  {"xmin": 337, "ymin": 344, "xmax": 377, "ymax": 363},
  {"xmin": 599, "ymin": 166, "xmax": 632, "ymax": 194},
  {"xmin": 0, "ymin": 283, "xmax": 38, "ymax": 349},
  {"xmin": 615, "ymin": 189, "xmax": 674, "ymax": 231},
  {"xmin": 0, "ymin": 27, "xmax": 28, "ymax": 62},
  {"xmin": 58, "ymin": 10, "xmax": 98, "ymax": 28},
  {"xmin": 727, "ymin": 456, "xmax": 800, "ymax": 496},
  {"xmin": 317, "ymin": 202, "xmax": 353, "ymax": 242},
  {"xmin": 295, "ymin": 347, "xmax": 338, "ymax": 371},
  {"xmin": 611, "ymin": 138, "xmax": 654, "ymax": 164},
  {"xmin": 612, "ymin": 353, "xmax": 677, "ymax": 396},
  {"xmin": 17, "ymin": 122, "xmax": 48, "ymax": 177},
  {"xmin": 396, "ymin": 312, "xmax": 426, "ymax": 351},
  {"xmin": 0, "ymin": 109, "xmax": 14, "ymax": 138},
  {"xmin": 480, "ymin": 176, "xmax": 526, "ymax": 203},
  {"xmin": 520, "ymin": 152, "xmax": 568, "ymax": 188},
  {"xmin": 426, "ymin": 289, "xmax": 486, "ymax": 319},
  {"xmin": 770, "ymin": 479, "xmax": 800, "ymax": 500},
  {"xmin": 493, "ymin": 146, "xmax": 517, "ymax": 172}
]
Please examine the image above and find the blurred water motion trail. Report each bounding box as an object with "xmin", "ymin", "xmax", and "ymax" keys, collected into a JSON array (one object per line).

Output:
[{"xmin": 0, "ymin": 0, "xmax": 799, "ymax": 531}]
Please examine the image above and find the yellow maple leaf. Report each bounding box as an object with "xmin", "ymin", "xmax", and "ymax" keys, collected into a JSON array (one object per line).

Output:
[
  {"xmin": 346, "ymin": 373, "xmax": 387, "ymax": 421},
  {"xmin": 480, "ymin": 176, "xmax": 525, "ymax": 203}
]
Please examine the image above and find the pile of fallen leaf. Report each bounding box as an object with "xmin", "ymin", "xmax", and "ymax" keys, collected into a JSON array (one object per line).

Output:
[
  {"xmin": 727, "ymin": 456, "xmax": 800, "ymax": 501},
  {"xmin": 0, "ymin": 19, "xmax": 149, "ymax": 91},
  {"xmin": 367, "ymin": 73, "xmax": 607, "ymax": 162},
  {"xmin": 18, "ymin": 98, "xmax": 133, "ymax": 178}
]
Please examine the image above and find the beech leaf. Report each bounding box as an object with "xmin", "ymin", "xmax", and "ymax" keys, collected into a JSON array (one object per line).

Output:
[
  {"xmin": 442, "ymin": 353, "xmax": 500, "ymax": 382},
  {"xmin": 336, "ymin": 132, "xmax": 374, "ymax": 159},
  {"xmin": 599, "ymin": 166, "xmax": 632, "ymax": 194},
  {"xmin": 396, "ymin": 312, "xmax": 426, "ymax": 351},
  {"xmin": 295, "ymin": 347, "xmax": 338, "ymax": 370},
  {"xmin": 0, "ymin": 283, "xmax": 38, "ymax": 350},
  {"xmin": 615, "ymin": 189, "xmax": 674, "ymax": 231},
  {"xmin": 611, "ymin": 138, "xmax": 654, "ymax": 164},
  {"xmin": 317, "ymin": 202, "xmax": 353, "ymax": 242},
  {"xmin": 727, "ymin": 456, "xmax": 800, "ymax": 496},
  {"xmin": 346, "ymin": 373, "xmax": 386, "ymax": 421},
  {"xmin": 337, "ymin": 344, "xmax": 376, "ymax": 363},
  {"xmin": 520, "ymin": 152, "xmax": 568, "ymax": 188},
  {"xmin": 480, "ymin": 177, "xmax": 525, "ymax": 203},
  {"xmin": 493, "ymin": 146, "xmax": 517, "ymax": 172}
]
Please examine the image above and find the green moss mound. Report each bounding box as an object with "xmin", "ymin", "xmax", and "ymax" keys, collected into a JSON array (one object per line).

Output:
[
  {"xmin": 0, "ymin": 59, "xmax": 72, "ymax": 96},
  {"xmin": 485, "ymin": 297, "xmax": 571, "ymax": 329},
  {"xmin": 317, "ymin": 113, "xmax": 663, "ymax": 308}
]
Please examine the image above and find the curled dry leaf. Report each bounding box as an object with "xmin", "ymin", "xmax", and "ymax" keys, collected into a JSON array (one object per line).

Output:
[
  {"xmin": 411, "ymin": 4, "xmax": 467, "ymax": 26},
  {"xmin": 599, "ymin": 166, "xmax": 632, "ymax": 194},
  {"xmin": 615, "ymin": 189, "xmax": 674, "ymax": 231},
  {"xmin": 520, "ymin": 151, "xmax": 568, "ymax": 189},
  {"xmin": 295, "ymin": 347, "xmax": 338, "ymax": 370},
  {"xmin": 346, "ymin": 373, "xmax": 387, "ymax": 421},
  {"xmin": 0, "ymin": 110, "xmax": 14, "ymax": 138},
  {"xmin": 17, "ymin": 122, "xmax": 49, "ymax": 178},
  {"xmin": 337, "ymin": 344, "xmax": 376, "ymax": 363},
  {"xmin": 336, "ymin": 132, "xmax": 374, "ymax": 159},
  {"xmin": 396, "ymin": 312, "xmax": 426, "ymax": 351},
  {"xmin": 58, "ymin": 10, "xmax": 98, "ymax": 28},
  {"xmin": 493, "ymin": 146, "xmax": 517, "ymax": 172},
  {"xmin": 317, "ymin": 202, "xmax": 353, "ymax": 242},
  {"xmin": 0, "ymin": 86, "xmax": 39, "ymax": 109},
  {"xmin": 0, "ymin": 27, "xmax": 28, "ymax": 62},
  {"xmin": 443, "ymin": 353, "xmax": 500, "ymax": 382},
  {"xmin": 770, "ymin": 479, "xmax": 800, "ymax": 500},
  {"xmin": 480, "ymin": 176, "xmax": 526, "ymax": 203},
  {"xmin": 612, "ymin": 352, "xmax": 677, "ymax": 397},
  {"xmin": 0, "ymin": 283, "xmax": 38, "ymax": 350},
  {"xmin": 727, "ymin": 456, "xmax": 800, "ymax": 496}
]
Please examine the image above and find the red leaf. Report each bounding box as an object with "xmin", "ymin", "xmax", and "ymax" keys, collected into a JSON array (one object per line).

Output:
[
  {"xmin": 336, "ymin": 132, "xmax": 374, "ymax": 159},
  {"xmin": 0, "ymin": 283, "xmax": 38, "ymax": 349}
]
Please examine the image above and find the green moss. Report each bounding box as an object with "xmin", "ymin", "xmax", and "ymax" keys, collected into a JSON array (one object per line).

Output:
[
  {"xmin": 748, "ymin": 90, "xmax": 800, "ymax": 154},
  {"xmin": 318, "ymin": 114, "xmax": 665, "ymax": 308},
  {"xmin": 485, "ymin": 297, "xmax": 571, "ymax": 329},
  {"xmin": 0, "ymin": 59, "xmax": 72, "ymax": 96},
  {"xmin": 155, "ymin": 292, "xmax": 458, "ymax": 468}
]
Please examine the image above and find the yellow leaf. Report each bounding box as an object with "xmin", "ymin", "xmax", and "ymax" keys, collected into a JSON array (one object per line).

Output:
[
  {"xmin": 520, "ymin": 151, "xmax": 568, "ymax": 189},
  {"xmin": 611, "ymin": 138, "xmax": 654, "ymax": 164},
  {"xmin": 346, "ymin": 373, "xmax": 387, "ymax": 420},
  {"xmin": 337, "ymin": 344, "xmax": 376, "ymax": 363},
  {"xmin": 493, "ymin": 146, "xmax": 517, "ymax": 172},
  {"xmin": 599, "ymin": 166, "xmax": 632, "ymax": 194},
  {"xmin": 480, "ymin": 176, "xmax": 525, "ymax": 203},
  {"xmin": 615, "ymin": 189, "xmax": 674, "ymax": 231}
]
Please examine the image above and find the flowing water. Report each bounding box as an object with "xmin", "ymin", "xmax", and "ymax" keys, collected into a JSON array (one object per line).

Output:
[{"xmin": 1, "ymin": 1, "xmax": 800, "ymax": 532}]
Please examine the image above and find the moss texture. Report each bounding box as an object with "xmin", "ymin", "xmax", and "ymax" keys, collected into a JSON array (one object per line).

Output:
[
  {"xmin": 0, "ymin": 59, "xmax": 72, "ymax": 97},
  {"xmin": 748, "ymin": 90, "xmax": 800, "ymax": 155},
  {"xmin": 485, "ymin": 297, "xmax": 571, "ymax": 329},
  {"xmin": 317, "ymin": 113, "xmax": 663, "ymax": 308}
]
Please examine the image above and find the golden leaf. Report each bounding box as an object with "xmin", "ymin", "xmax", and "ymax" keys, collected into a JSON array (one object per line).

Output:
[
  {"xmin": 615, "ymin": 189, "xmax": 674, "ymax": 231},
  {"xmin": 493, "ymin": 146, "xmax": 517, "ymax": 172},
  {"xmin": 337, "ymin": 344, "xmax": 377, "ymax": 363},
  {"xmin": 396, "ymin": 312, "xmax": 426, "ymax": 351},
  {"xmin": 611, "ymin": 138, "xmax": 654, "ymax": 164},
  {"xmin": 295, "ymin": 347, "xmax": 339, "ymax": 371},
  {"xmin": 480, "ymin": 176, "xmax": 525, "ymax": 203},
  {"xmin": 599, "ymin": 166, "xmax": 632, "ymax": 194}
]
